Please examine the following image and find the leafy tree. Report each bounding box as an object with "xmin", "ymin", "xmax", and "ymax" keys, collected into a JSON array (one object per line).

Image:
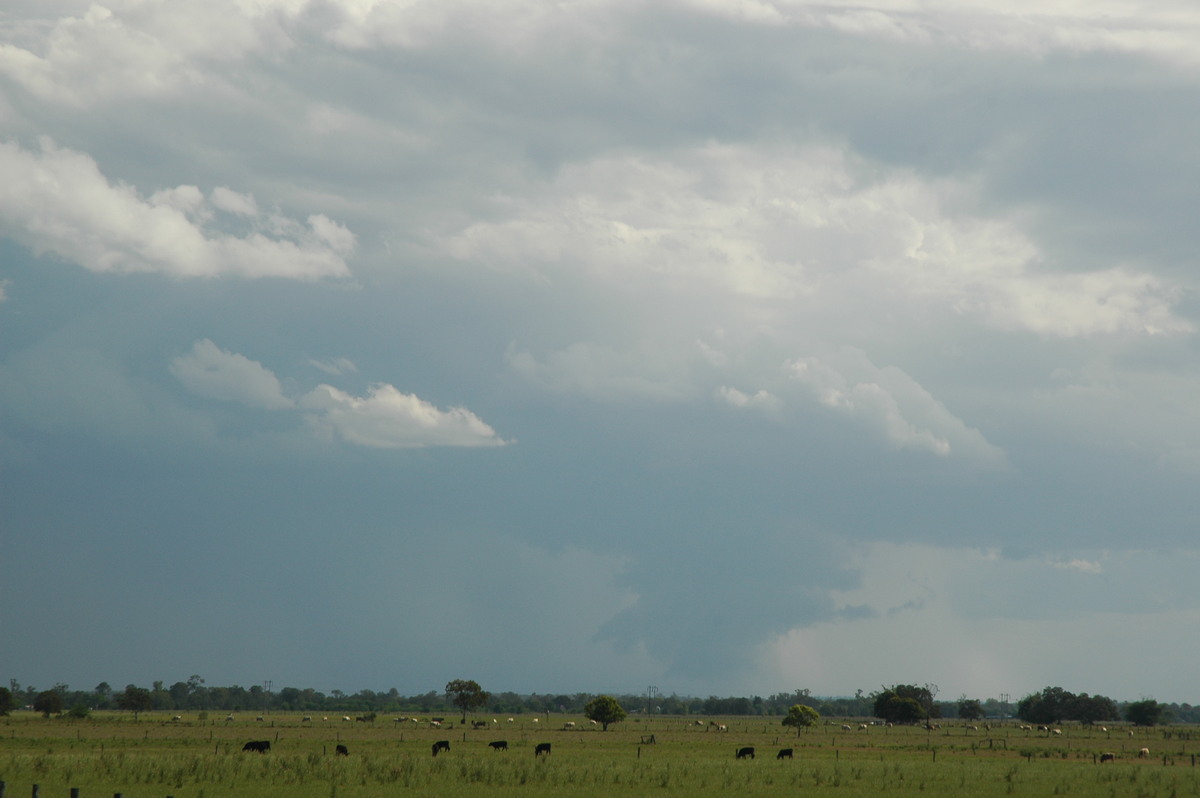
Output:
[
  {"xmin": 117, "ymin": 685, "xmax": 153, "ymax": 719},
  {"xmin": 445, "ymin": 679, "xmax": 490, "ymax": 724},
  {"xmin": 1126, "ymin": 699, "xmax": 1165, "ymax": 727},
  {"xmin": 873, "ymin": 685, "xmax": 935, "ymax": 724},
  {"xmin": 1069, "ymin": 693, "xmax": 1120, "ymax": 725},
  {"xmin": 584, "ymin": 695, "xmax": 627, "ymax": 731},
  {"xmin": 1017, "ymin": 687, "xmax": 1073, "ymax": 725},
  {"xmin": 782, "ymin": 703, "xmax": 820, "ymax": 735},
  {"xmin": 957, "ymin": 697, "xmax": 984, "ymax": 721},
  {"xmin": 0, "ymin": 687, "xmax": 15, "ymax": 715},
  {"xmin": 33, "ymin": 689, "xmax": 64, "ymax": 718},
  {"xmin": 67, "ymin": 703, "xmax": 91, "ymax": 719}
]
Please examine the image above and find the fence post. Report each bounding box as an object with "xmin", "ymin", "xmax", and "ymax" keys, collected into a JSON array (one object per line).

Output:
[
  {"xmin": 70, "ymin": 790, "xmax": 79, "ymax": 798},
  {"xmin": 30, "ymin": 785, "xmax": 37, "ymax": 798}
]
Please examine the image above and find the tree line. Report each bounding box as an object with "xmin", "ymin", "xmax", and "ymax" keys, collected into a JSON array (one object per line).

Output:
[{"xmin": 1, "ymin": 677, "xmax": 1190, "ymax": 726}]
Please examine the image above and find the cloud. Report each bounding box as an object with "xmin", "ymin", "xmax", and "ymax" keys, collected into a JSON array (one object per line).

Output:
[
  {"xmin": 170, "ymin": 339, "xmax": 294, "ymax": 410},
  {"xmin": 787, "ymin": 347, "xmax": 1008, "ymax": 465},
  {"xmin": 308, "ymin": 357, "xmax": 358, "ymax": 376},
  {"xmin": 299, "ymin": 383, "xmax": 509, "ymax": 449},
  {"xmin": 506, "ymin": 342, "xmax": 693, "ymax": 403},
  {"xmin": 169, "ymin": 340, "xmax": 507, "ymax": 449},
  {"xmin": 683, "ymin": 0, "xmax": 1200, "ymax": 69},
  {"xmin": 715, "ymin": 385, "xmax": 781, "ymax": 413},
  {"xmin": 0, "ymin": 138, "xmax": 354, "ymax": 279},
  {"xmin": 441, "ymin": 144, "xmax": 1188, "ymax": 340},
  {"xmin": 755, "ymin": 543, "xmax": 1200, "ymax": 698},
  {"xmin": 0, "ymin": 1, "xmax": 302, "ymax": 106}
]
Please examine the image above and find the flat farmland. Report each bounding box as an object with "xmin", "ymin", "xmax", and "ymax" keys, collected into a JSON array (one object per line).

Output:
[{"xmin": 2, "ymin": 713, "xmax": 1198, "ymax": 797}]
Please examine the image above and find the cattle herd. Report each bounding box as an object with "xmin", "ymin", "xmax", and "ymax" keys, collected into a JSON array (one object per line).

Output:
[
  {"xmin": 238, "ymin": 719, "xmax": 1156, "ymax": 763},
  {"xmin": 240, "ymin": 737, "xmax": 803, "ymax": 761}
]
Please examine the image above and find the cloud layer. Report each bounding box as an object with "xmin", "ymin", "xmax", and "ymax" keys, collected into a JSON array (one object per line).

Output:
[{"xmin": 3, "ymin": 0, "xmax": 1200, "ymax": 702}]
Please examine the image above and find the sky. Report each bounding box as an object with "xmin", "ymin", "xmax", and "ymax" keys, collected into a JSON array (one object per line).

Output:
[{"xmin": 3, "ymin": 0, "xmax": 1200, "ymax": 706}]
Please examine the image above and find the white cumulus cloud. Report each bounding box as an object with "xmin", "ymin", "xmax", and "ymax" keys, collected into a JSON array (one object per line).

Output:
[
  {"xmin": 170, "ymin": 339, "xmax": 294, "ymax": 410},
  {"xmin": 0, "ymin": 138, "xmax": 354, "ymax": 279},
  {"xmin": 788, "ymin": 347, "xmax": 1007, "ymax": 465},
  {"xmin": 299, "ymin": 383, "xmax": 509, "ymax": 449}
]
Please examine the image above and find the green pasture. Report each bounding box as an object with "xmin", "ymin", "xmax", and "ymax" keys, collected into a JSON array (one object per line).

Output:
[{"xmin": 2, "ymin": 712, "xmax": 1198, "ymax": 797}]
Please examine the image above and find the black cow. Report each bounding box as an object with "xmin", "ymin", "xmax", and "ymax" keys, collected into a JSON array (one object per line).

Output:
[
  {"xmin": 736, "ymin": 746, "xmax": 755, "ymax": 759},
  {"xmin": 432, "ymin": 740, "xmax": 451, "ymax": 756},
  {"xmin": 242, "ymin": 740, "xmax": 270, "ymax": 753},
  {"xmin": 535, "ymin": 742, "xmax": 552, "ymax": 756},
  {"xmin": 1100, "ymin": 753, "xmax": 1115, "ymax": 763},
  {"xmin": 488, "ymin": 740, "xmax": 508, "ymax": 751},
  {"xmin": 335, "ymin": 744, "xmax": 349, "ymax": 756},
  {"xmin": 776, "ymin": 748, "xmax": 793, "ymax": 759}
]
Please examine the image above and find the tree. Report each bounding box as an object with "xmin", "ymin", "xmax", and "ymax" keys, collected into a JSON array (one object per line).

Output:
[
  {"xmin": 1126, "ymin": 699, "xmax": 1165, "ymax": 727},
  {"xmin": 1017, "ymin": 687, "xmax": 1073, "ymax": 725},
  {"xmin": 873, "ymin": 685, "xmax": 935, "ymax": 724},
  {"xmin": 33, "ymin": 689, "xmax": 64, "ymax": 718},
  {"xmin": 782, "ymin": 703, "xmax": 820, "ymax": 735},
  {"xmin": 957, "ymin": 697, "xmax": 984, "ymax": 721},
  {"xmin": 583, "ymin": 695, "xmax": 627, "ymax": 731},
  {"xmin": 445, "ymin": 679, "xmax": 490, "ymax": 724},
  {"xmin": 0, "ymin": 687, "xmax": 15, "ymax": 716},
  {"xmin": 1069, "ymin": 693, "xmax": 1120, "ymax": 725},
  {"xmin": 117, "ymin": 685, "xmax": 153, "ymax": 719}
]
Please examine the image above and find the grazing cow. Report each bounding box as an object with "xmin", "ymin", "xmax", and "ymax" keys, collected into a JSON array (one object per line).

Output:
[
  {"xmin": 507, "ymin": 718, "xmax": 515, "ymax": 723},
  {"xmin": 335, "ymin": 744, "xmax": 349, "ymax": 756},
  {"xmin": 256, "ymin": 716, "xmax": 264, "ymax": 721},
  {"xmin": 1139, "ymin": 748, "xmax": 1150, "ymax": 758},
  {"xmin": 777, "ymin": 748, "xmax": 794, "ymax": 760},
  {"xmin": 302, "ymin": 716, "xmax": 312, "ymax": 723},
  {"xmin": 225, "ymin": 715, "xmax": 234, "ymax": 721},
  {"xmin": 432, "ymin": 740, "xmax": 451, "ymax": 757},
  {"xmin": 736, "ymin": 747, "xmax": 755, "ymax": 760},
  {"xmin": 473, "ymin": 721, "xmax": 489, "ymax": 729},
  {"xmin": 563, "ymin": 722, "xmax": 576, "ymax": 729},
  {"xmin": 535, "ymin": 742, "xmax": 552, "ymax": 756},
  {"xmin": 489, "ymin": 740, "xmax": 508, "ymax": 751},
  {"xmin": 1100, "ymin": 753, "xmax": 1115, "ymax": 763},
  {"xmin": 430, "ymin": 720, "xmax": 442, "ymax": 728},
  {"xmin": 242, "ymin": 741, "xmax": 270, "ymax": 753},
  {"xmin": 841, "ymin": 725, "xmax": 852, "ymax": 731}
]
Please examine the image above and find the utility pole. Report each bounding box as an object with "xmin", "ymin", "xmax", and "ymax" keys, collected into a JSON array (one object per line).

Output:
[{"xmin": 647, "ymin": 686, "xmax": 659, "ymax": 718}]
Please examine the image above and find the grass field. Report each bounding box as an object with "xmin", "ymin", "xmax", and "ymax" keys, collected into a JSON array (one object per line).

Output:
[{"xmin": 3, "ymin": 712, "xmax": 1199, "ymax": 797}]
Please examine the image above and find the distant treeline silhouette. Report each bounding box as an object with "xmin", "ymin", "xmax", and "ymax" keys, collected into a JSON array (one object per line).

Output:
[{"xmin": 6, "ymin": 680, "xmax": 1197, "ymax": 724}]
